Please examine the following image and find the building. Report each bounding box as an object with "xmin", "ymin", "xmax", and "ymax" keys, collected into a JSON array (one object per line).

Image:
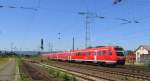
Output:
[
  {"xmin": 135, "ymin": 45, "xmax": 150, "ymax": 64},
  {"xmin": 126, "ymin": 51, "xmax": 136, "ymax": 64}
]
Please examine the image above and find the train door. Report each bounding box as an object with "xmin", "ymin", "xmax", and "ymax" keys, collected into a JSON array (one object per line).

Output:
[
  {"xmin": 94, "ymin": 51, "xmax": 97, "ymax": 63},
  {"xmin": 84, "ymin": 51, "xmax": 89, "ymax": 61},
  {"xmin": 97, "ymin": 50, "xmax": 102, "ymax": 62},
  {"xmin": 84, "ymin": 52, "xmax": 88, "ymax": 61},
  {"xmin": 68, "ymin": 52, "xmax": 72, "ymax": 61},
  {"xmin": 105, "ymin": 50, "xmax": 109, "ymax": 61},
  {"xmin": 89, "ymin": 52, "xmax": 93, "ymax": 61},
  {"xmin": 107, "ymin": 50, "xmax": 112, "ymax": 61}
]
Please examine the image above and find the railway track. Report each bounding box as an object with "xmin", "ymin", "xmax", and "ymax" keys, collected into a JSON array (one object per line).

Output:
[
  {"xmin": 118, "ymin": 65, "xmax": 150, "ymax": 72},
  {"xmin": 42, "ymin": 60, "xmax": 150, "ymax": 81},
  {"xmin": 37, "ymin": 62, "xmax": 116, "ymax": 81},
  {"xmin": 24, "ymin": 60, "xmax": 107, "ymax": 81},
  {"xmin": 21, "ymin": 60, "xmax": 58, "ymax": 81}
]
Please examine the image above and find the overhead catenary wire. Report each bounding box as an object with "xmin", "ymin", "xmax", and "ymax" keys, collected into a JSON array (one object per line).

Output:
[
  {"xmin": 79, "ymin": 11, "xmax": 105, "ymax": 48},
  {"xmin": 94, "ymin": 5, "xmax": 150, "ymax": 33},
  {"xmin": 78, "ymin": 0, "xmax": 150, "ymax": 48},
  {"xmin": 0, "ymin": 0, "xmax": 41, "ymax": 51},
  {"xmin": 0, "ymin": 0, "xmax": 39, "ymax": 11},
  {"xmin": 0, "ymin": 0, "xmax": 149, "ymax": 50}
]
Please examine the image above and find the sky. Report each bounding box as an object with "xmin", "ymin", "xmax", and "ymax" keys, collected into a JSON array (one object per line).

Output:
[{"xmin": 0, "ymin": 0, "xmax": 150, "ymax": 51}]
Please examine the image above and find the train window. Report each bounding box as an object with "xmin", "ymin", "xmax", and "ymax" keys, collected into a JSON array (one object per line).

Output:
[
  {"xmin": 98, "ymin": 51, "xmax": 101, "ymax": 56},
  {"xmin": 81, "ymin": 53, "xmax": 84, "ymax": 56},
  {"xmin": 76, "ymin": 53, "xmax": 79, "ymax": 56},
  {"xmin": 79, "ymin": 52, "xmax": 84, "ymax": 56},
  {"xmin": 108, "ymin": 51, "xmax": 112, "ymax": 55},
  {"xmin": 84, "ymin": 53, "xmax": 86, "ymax": 56},
  {"xmin": 78, "ymin": 53, "xmax": 80, "ymax": 56},
  {"xmin": 102, "ymin": 51, "xmax": 106, "ymax": 55},
  {"xmin": 116, "ymin": 52, "xmax": 124, "ymax": 56},
  {"xmin": 85, "ymin": 52, "xmax": 89, "ymax": 56},
  {"xmin": 115, "ymin": 47, "xmax": 123, "ymax": 51},
  {"xmin": 94, "ymin": 52, "xmax": 96, "ymax": 56}
]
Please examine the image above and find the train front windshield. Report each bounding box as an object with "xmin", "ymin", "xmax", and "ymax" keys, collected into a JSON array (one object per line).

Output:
[
  {"xmin": 116, "ymin": 52, "xmax": 124, "ymax": 56},
  {"xmin": 115, "ymin": 47, "xmax": 125, "ymax": 56},
  {"xmin": 115, "ymin": 47, "xmax": 125, "ymax": 65}
]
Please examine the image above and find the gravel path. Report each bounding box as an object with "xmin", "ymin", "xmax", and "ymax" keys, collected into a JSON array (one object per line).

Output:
[{"xmin": 0, "ymin": 59, "xmax": 16, "ymax": 81}]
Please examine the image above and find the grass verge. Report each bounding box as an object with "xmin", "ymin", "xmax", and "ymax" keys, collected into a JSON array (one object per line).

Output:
[
  {"xmin": 0, "ymin": 57, "xmax": 9, "ymax": 64},
  {"xmin": 16, "ymin": 57, "xmax": 31, "ymax": 81},
  {"xmin": 48, "ymin": 68, "xmax": 76, "ymax": 81}
]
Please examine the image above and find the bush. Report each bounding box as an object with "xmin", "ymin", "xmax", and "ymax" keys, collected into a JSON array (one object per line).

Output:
[
  {"xmin": 48, "ymin": 68, "xmax": 55, "ymax": 76},
  {"xmin": 147, "ymin": 60, "xmax": 150, "ymax": 67},
  {"xmin": 71, "ymin": 76, "xmax": 76, "ymax": 81},
  {"xmin": 48, "ymin": 68, "xmax": 76, "ymax": 81},
  {"xmin": 63, "ymin": 74, "xmax": 70, "ymax": 81}
]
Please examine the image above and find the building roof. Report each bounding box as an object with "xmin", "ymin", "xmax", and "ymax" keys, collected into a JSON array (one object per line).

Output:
[{"xmin": 136, "ymin": 45, "xmax": 150, "ymax": 51}]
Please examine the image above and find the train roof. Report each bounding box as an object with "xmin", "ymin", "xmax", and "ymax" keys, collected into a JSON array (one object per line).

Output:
[{"xmin": 43, "ymin": 46, "xmax": 124, "ymax": 55}]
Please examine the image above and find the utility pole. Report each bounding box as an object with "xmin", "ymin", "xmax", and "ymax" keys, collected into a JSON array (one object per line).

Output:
[
  {"xmin": 79, "ymin": 11, "xmax": 104, "ymax": 48},
  {"xmin": 72, "ymin": 37, "xmax": 75, "ymax": 51},
  {"xmin": 79, "ymin": 11, "xmax": 91, "ymax": 48},
  {"xmin": 48, "ymin": 41, "xmax": 53, "ymax": 52},
  {"xmin": 85, "ymin": 15, "xmax": 90, "ymax": 48},
  {"xmin": 10, "ymin": 42, "xmax": 14, "ymax": 52}
]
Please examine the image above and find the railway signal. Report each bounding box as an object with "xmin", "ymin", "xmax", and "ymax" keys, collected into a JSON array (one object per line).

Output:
[
  {"xmin": 58, "ymin": 32, "xmax": 62, "ymax": 40},
  {"xmin": 41, "ymin": 38, "xmax": 44, "ymax": 51}
]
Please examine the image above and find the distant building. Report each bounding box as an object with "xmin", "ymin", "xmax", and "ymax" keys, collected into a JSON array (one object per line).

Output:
[
  {"xmin": 126, "ymin": 51, "xmax": 136, "ymax": 64},
  {"xmin": 135, "ymin": 45, "xmax": 150, "ymax": 64}
]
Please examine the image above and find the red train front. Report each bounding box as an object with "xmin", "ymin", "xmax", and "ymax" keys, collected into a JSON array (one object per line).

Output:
[{"xmin": 43, "ymin": 46, "xmax": 125, "ymax": 66}]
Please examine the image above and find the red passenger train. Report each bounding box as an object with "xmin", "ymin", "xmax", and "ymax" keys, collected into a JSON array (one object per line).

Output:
[{"xmin": 43, "ymin": 46, "xmax": 126, "ymax": 66}]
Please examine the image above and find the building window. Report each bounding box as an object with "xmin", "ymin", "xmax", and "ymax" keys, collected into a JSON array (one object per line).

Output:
[{"xmin": 148, "ymin": 51, "xmax": 150, "ymax": 54}]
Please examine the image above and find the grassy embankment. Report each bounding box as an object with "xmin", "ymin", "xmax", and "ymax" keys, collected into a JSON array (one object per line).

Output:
[
  {"xmin": 47, "ymin": 67, "xmax": 77, "ymax": 81},
  {"xmin": 0, "ymin": 57, "xmax": 9, "ymax": 63},
  {"xmin": 0, "ymin": 57, "xmax": 9, "ymax": 71},
  {"xmin": 29, "ymin": 56, "xmax": 77, "ymax": 81},
  {"xmin": 126, "ymin": 61, "xmax": 150, "ymax": 69},
  {"xmin": 16, "ymin": 57, "xmax": 31, "ymax": 81}
]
